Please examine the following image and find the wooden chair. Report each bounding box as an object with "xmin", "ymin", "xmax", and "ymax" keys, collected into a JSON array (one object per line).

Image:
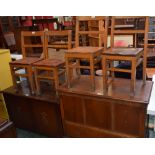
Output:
[
  {"xmin": 65, "ymin": 16, "xmax": 109, "ymax": 91},
  {"xmin": 9, "ymin": 31, "xmax": 45, "ymax": 94},
  {"xmin": 102, "ymin": 16, "xmax": 149, "ymax": 96},
  {"xmin": 33, "ymin": 30, "xmax": 72, "ymax": 95}
]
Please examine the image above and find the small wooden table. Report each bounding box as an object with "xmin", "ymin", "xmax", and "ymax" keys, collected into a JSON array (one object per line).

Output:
[
  {"xmin": 102, "ymin": 48, "xmax": 144, "ymax": 96},
  {"xmin": 65, "ymin": 46, "xmax": 103, "ymax": 91}
]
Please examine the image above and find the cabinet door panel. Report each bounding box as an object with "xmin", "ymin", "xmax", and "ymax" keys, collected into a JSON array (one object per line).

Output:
[
  {"xmin": 4, "ymin": 94, "xmax": 34, "ymax": 130},
  {"xmin": 114, "ymin": 103, "xmax": 145, "ymax": 136},
  {"xmin": 61, "ymin": 95, "xmax": 84, "ymax": 124},
  {"xmin": 32, "ymin": 99, "xmax": 63, "ymax": 137},
  {"xmin": 85, "ymin": 98, "xmax": 112, "ymax": 130}
]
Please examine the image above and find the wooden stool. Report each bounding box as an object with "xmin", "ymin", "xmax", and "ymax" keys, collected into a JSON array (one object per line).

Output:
[
  {"xmin": 102, "ymin": 48, "xmax": 144, "ymax": 96},
  {"xmin": 33, "ymin": 59, "xmax": 65, "ymax": 95},
  {"xmin": 9, "ymin": 31, "xmax": 45, "ymax": 94},
  {"xmin": 0, "ymin": 118, "xmax": 16, "ymax": 138},
  {"xmin": 66, "ymin": 47, "xmax": 103, "ymax": 91}
]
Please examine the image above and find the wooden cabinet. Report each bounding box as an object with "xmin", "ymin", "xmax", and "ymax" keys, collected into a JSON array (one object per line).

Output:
[
  {"xmin": 3, "ymin": 85, "xmax": 63, "ymax": 137},
  {"xmin": 58, "ymin": 76, "xmax": 153, "ymax": 138},
  {"xmin": 0, "ymin": 49, "xmax": 13, "ymax": 119}
]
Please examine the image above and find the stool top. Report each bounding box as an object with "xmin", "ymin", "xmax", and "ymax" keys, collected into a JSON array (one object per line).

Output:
[
  {"xmin": 33, "ymin": 59, "xmax": 65, "ymax": 67},
  {"xmin": 10, "ymin": 57, "xmax": 42, "ymax": 65},
  {"xmin": 103, "ymin": 48, "xmax": 143, "ymax": 56},
  {"xmin": 67, "ymin": 46, "xmax": 103, "ymax": 54}
]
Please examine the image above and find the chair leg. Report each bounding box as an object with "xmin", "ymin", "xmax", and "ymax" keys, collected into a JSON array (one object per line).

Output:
[
  {"xmin": 131, "ymin": 59, "xmax": 136, "ymax": 96},
  {"xmin": 28, "ymin": 66, "xmax": 35, "ymax": 94},
  {"xmin": 54, "ymin": 68, "xmax": 59, "ymax": 89},
  {"xmin": 34, "ymin": 67, "xmax": 40, "ymax": 95},
  {"xmin": 66, "ymin": 56, "xmax": 71, "ymax": 88},
  {"xmin": 76, "ymin": 59, "xmax": 81, "ymax": 79},
  {"xmin": 102, "ymin": 56, "xmax": 107, "ymax": 94},
  {"xmin": 90, "ymin": 56, "xmax": 95, "ymax": 91},
  {"xmin": 9, "ymin": 64, "xmax": 17, "ymax": 91}
]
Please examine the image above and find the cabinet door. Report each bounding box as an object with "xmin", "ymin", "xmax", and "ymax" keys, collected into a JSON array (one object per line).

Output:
[
  {"xmin": 60, "ymin": 95, "xmax": 84, "ymax": 124},
  {"xmin": 3, "ymin": 94, "xmax": 34, "ymax": 130},
  {"xmin": 85, "ymin": 98, "xmax": 112, "ymax": 130},
  {"xmin": 113, "ymin": 103, "xmax": 146, "ymax": 137},
  {"xmin": 31, "ymin": 99, "xmax": 63, "ymax": 137}
]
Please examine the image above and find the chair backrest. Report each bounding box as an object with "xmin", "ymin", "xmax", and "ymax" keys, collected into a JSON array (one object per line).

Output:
[
  {"xmin": 44, "ymin": 30, "xmax": 72, "ymax": 59},
  {"xmin": 75, "ymin": 16, "xmax": 109, "ymax": 51},
  {"xmin": 110, "ymin": 16, "xmax": 149, "ymax": 49},
  {"xmin": 21, "ymin": 31, "xmax": 46, "ymax": 58}
]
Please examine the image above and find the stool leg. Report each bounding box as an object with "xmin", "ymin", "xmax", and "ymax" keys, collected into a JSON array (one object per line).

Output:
[
  {"xmin": 10, "ymin": 64, "xmax": 17, "ymax": 91},
  {"xmin": 131, "ymin": 59, "xmax": 136, "ymax": 96},
  {"xmin": 90, "ymin": 56, "xmax": 95, "ymax": 91},
  {"xmin": 34, "ymin": 67, "xmax": 40, "ymax": 95},
  {"xmin": 102, "ymin": 56, "xmax": 107, "ymax": 93},
  {"xmin": 28, "ymin": 66, "xmax": 35, "ymax": 94}
]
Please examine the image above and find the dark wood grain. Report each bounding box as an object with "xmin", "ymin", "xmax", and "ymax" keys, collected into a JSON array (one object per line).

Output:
[
  {"xmin": 3, "ymin": 82, "xmax": 63, "ymax": 137},
  {"xmin": 58, "ymin": 76, "xmax": 153, "ymax": 138}
]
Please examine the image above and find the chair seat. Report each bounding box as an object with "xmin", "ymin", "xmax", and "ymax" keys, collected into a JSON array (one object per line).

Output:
[
  {"xmin": 33, "ymin": 59, "xmax": 65, "ymax": 67},
  {"xmin": 10, "ymin": 57, "xmax": 43, "ymax": 65},
  {"xmin": 67, "ymin": 47, "xmax": 103, "ymax": 54}
]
